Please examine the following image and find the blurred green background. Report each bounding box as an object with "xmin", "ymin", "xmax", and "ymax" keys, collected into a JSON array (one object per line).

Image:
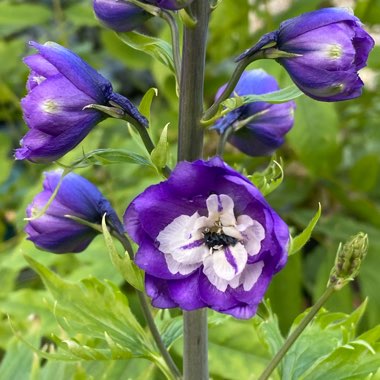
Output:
[{"xmin": 0, "ymin": 0, "xmax": 379, "ymax": 378}]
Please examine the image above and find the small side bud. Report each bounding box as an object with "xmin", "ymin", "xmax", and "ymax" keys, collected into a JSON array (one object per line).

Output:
[{"xmin": 328, "ymin": 232, "xmax": 368, "ymax": 290}]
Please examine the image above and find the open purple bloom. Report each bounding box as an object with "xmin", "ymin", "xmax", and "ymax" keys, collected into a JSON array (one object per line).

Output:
[
  {"xmin": 144, "ymin": 0, "xmax": 194, "ymax": 10},
  {"xmin": 16, "ymin": 41, "xmax": 147, "ymax": 163},
  {"xmin": 124, "ymin": 158, "xmax": 289, "ymax": 319},
  {"xmin": 26, "ymin": 170, "xmax": 123, "ymax": 254},
  {"xmin": 212, "ymin": 69, "xmax": 295, "ymax": 156},
  {"xmin": 237, "ymin": 8, "xmax": 374, "ymax": 101},
  {"xmin": 93, "ymin": 0, "xmax": 151, "ymax": 32}
]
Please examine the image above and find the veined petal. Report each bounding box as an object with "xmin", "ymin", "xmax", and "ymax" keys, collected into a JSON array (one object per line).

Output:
[{"xmin": 203, "ymin": 243, "xmax": 247, "ymax": 290}]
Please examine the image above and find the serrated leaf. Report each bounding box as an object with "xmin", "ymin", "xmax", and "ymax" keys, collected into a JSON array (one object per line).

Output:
[
  {"xmin": 65, "ymin": 148, "xmax": 153, "ymax": 169},
  {"xmin": 151, "ymin": 124, "xmax": 169, "ymax": 170},
  {"xmin": 289, "ymin": 203, "xmax": 322, "ymax": 256},
  {"xmin": 248, "ymin": 159, "xmax": 284, "ymax": 196},
  {"xmin": 221, "ymin": 84, "xmax": 302, "ymax": 112},
  {"xmin": 23, "ymin": 256, "xmax": 153, "ymax": 359},
  {"xmin": 101, "ymin": 215, "xmax": 144, "ymax": 292},
  {"xmin": 139, "ymin": 87, "xmax": 158, "ymax": 124},
  {"xmin": 117, "ymin": 32, "xmax": 175, "ymax": 74}
]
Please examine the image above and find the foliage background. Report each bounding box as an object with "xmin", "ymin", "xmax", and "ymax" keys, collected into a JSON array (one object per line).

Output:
[{"xmin": 0, "ymin": 0, "xmax": 379, "ymax": 378}]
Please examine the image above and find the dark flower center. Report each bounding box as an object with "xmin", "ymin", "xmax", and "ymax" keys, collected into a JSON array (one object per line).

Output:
[{"xmin": 203, "ymin": 229, "xmax": 238, "ymax": 249}]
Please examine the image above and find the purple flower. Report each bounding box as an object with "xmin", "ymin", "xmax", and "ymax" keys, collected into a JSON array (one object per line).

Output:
[
  {"xmin": 237, "ymin": 8, "xmax": 374, "ymax": 101},
  {"xmin": 93, "ymin": 0, "xmax": 151, "ymax": 32},
  {"xmin": 16, "ymin": 41, "xmax": 147, "ymax": 163},
  {"xmin": 144, "ymin": 0, "xmax": 194, "ymax": 10},
  {"xmin": 124, "ymin": 158, "xmax": 289, "ymax": 319},
  {"xmin": 26, "ymin": 170, "xmax": 123, "ymax": 254},
  {"xmin": 212, "ymin": 69, "xmax": 295, "ymax": 156}
]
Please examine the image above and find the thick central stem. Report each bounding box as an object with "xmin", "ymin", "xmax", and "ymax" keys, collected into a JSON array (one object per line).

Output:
[
  {"xmin": 177, "ymin": 1, "xmax": 210, "ymax": 379},
  {"xmin": 177, "ymin": 1, "xmax": 209, "ymax": 161}
]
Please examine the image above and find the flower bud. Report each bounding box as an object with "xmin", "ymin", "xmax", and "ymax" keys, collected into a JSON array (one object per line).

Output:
[
  {"xmin": 211, "ymin": 69, "xmax": 295, "ymax": 157},
  {"xmin": 237, "ymin": 8, "xmax": 375, "ymax": 102},
  {"xmin": 16, "ymin": 41, "xmax": 147, "ymax": 163},
  {"xmin": 93, "ymin": 0, "xmax": 151, "ymax": 32},
  {"xmin": 25, "ymin": 170, "xmax": 123, "ymax": 254},
  {"xmin": 328, "ymin": 232, "xmax": 368, "ymax": 289}
]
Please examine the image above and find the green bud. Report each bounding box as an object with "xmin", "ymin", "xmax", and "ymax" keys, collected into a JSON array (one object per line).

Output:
[{"xmin": 328, "ymin": 232, "xmax": 368, "ymax": 290}]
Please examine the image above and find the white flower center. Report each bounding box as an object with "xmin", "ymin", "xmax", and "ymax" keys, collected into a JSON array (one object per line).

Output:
[
  {"xmin": 156, "ymin": 194, "xmax": 265, "ymax": 292},
  {"xmin": 41, "ymin": 99, "xmax": 59, "ymax": 114}
]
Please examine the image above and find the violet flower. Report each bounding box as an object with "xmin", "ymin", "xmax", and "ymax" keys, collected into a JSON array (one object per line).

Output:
[
  {"xmin": 16, "ymin": 41, "xmax": 147, "ymax": 163},
  {"xmin": 124, "ymin": 158, "xmax": 289, "ymax": 319},
  {"xmin": 144, "ymin": 0, "xmax": 194, "ymax": 10},
  {"xmin": 237, "ymin": 8, "xmax": 374, "ymax": 101},
  {"xmin": 26, "ymin": 170, "xmax": 123, "ymax": 254},
  {"xmin": 212, "ymin": 69, "xmax": 295, "ymax": 156},
  {"xmin": 93, "ymin": 0, "xmax": 151, "ymax": 32}
]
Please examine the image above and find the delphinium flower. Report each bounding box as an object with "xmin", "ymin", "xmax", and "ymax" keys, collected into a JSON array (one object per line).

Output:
[
  {"xmin": 93, "ymin": 0, "xmax": 152, "ymax": 32},
  {"xmin": 26, "ymin": 170, "xmax": 123, "ymax": 254},
  {"xmin": 124, "ymin": 157, "xmax": 289, "ymax": 319},
  {"xmin": 16, "ymin": 41, "xmax": 147, "ymax": 163},
  {"xmin": 237, "ymin": 8, "xmax": 375, "ymax": 101},
  {"xmin": 212, "ymin": 69, "xmax": 295, "ymax": 156}
]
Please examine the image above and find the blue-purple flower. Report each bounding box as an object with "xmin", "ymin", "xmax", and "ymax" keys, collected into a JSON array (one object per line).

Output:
[
  {"xmin": 124, "ymin": 158, "xmax": 289, "ymax": 319},
  {"xmin": 93, "ymin": 0, "xmax": 151, "ymax": 32},
  {"xmin": 212, "ymin": 69, "xmax": 295, "ymax": 156},
  {"xmin": 237, "ymin": 8, "xmax": 375, "ymax": 101},
  {"xmin": 16, "ymin": 41, "xmax": 147, "ymax": 163},
  {"xmin": 26, "ymin": 170, "xmax": 123, "ymax": 254}
]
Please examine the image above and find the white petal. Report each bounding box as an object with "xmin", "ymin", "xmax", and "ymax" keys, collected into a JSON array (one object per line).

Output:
[
  {"xmin": 157, "ymin": 212, "xmax": 208, "ymax": 265},
  {"xmin": 165, "ymin": 253, "xmax": 201, "ymax": 275},
  {"xmin": 240, "ymin": 261, "xmax": 264, "ymax": 291},
  {"xmin": 238, "ymin": 217, "xmax": 265, "ymax": 256},
  {"xmin": 208, "ymin": 243, "xmax": 247, "ymax": 282},
  {"xmin": 202, "ymin": 254, "xmax": 229, "ymax": 292},
  {"xmin": 206, "ymin": 194, "xmax": 236, "ymax": 226}
]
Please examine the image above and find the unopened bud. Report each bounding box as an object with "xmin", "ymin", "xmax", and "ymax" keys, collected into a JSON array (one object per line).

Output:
[{"xmin": 328, "ymin": 232, "xmax": 368, "ymax": 290}]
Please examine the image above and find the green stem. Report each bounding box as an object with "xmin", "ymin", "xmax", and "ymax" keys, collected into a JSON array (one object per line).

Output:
[
  {"xmin": 177, "ymin": 1, "xmax": 209, "ymax": 162},
  {"xmin": 115, "ymin": 232, "xmax": 182, "ymax": 379},
  {"xmin": 73, "ymin": 214, "xmax": 180, "ymax": 378},
  {"xmin": 177, "ymin": 1, "xmax": 210, "ymax": 379},
  {"xmin": 123, "ymin": 116, "xmax": 171, "ymax": 178},
  {"xmin": 258, "ymin": 285, "xmax": 336, "ymax": 380},
  {"xmin": 160, "ymin": 10, "xmax": 182, "ymax": 84},
  {"xmin": 202, "ymin": 55, "xmax": 253, "ymax": 122},
  {"xmin": 137, "ymin": 292, "xmax": 182, "ymax": 380},
  {"xmin": 216, "ymin": 125, "xmax": 234, "ymax": 157}
]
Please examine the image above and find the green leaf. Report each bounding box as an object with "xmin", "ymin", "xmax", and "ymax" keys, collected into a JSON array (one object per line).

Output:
[
  {"xmin": 287, "ymin": 97, "xmax": 341, "ymax": 176},
  {"xmin": 0, "ymin": 4, "xmax": 51, "ymax": 36},
  {"xmin": 101, "ymin": 215, "xmax": 144, "ymax": 292},
  {"xmin": 139, "ymin": 88, "xmax": 158, "ymax": 124},
  {"xmin": 23, "ymin": 256, "xmax": 154, "ymax": 360},
  {"xmin": 64, "ymin": 148, "xmax": 154, "ymax": 169},
  {"xmin": 117, "ymin": 32, "xmax": 175, "ymax": 74},
  {"xmin": 289, "ymin": 203, "xmax": 322, "ymax": 255},
  {"xmin": 248, "ymin": 158, "xmax": 284, "ymax": 196},
  {"xmin": 151, "ymin": 124, "xmax": 169, "ymax": 170},
  {"xmin": 278, "ymin": 301, "xmax": 380, "ymax": 380},
  {"xmin": 155, "ymin": 311, "xmax": 183, "ymax": 349},
  {"xmin": 222, "ymin": 84, "xmax": 303, "ymax": 111}
]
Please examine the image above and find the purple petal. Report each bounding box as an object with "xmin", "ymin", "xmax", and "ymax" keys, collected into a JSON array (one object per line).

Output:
[
  {"xmin": 145, "ymin": 275, "xmax": 178, "ymax": 309},
  {"xmin": 167, "ymin": 270, "xmax": 207, "ymax": 310},
  {"xmin": 29, "ymin": 41, "xmax": 112, "ymax": 103},
  {"xmin": 135, "ymin": 241, "xmax": 193, "ymax": 280}
]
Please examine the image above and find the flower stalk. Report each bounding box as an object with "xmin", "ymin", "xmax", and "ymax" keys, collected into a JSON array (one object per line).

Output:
[
  {"xmin": 177, "ymin": 0, "xmax": 210, "ymax": 379},
  {"xmin": 258, "ymin": 285, "xmax": 336, "ymax": 380}
]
